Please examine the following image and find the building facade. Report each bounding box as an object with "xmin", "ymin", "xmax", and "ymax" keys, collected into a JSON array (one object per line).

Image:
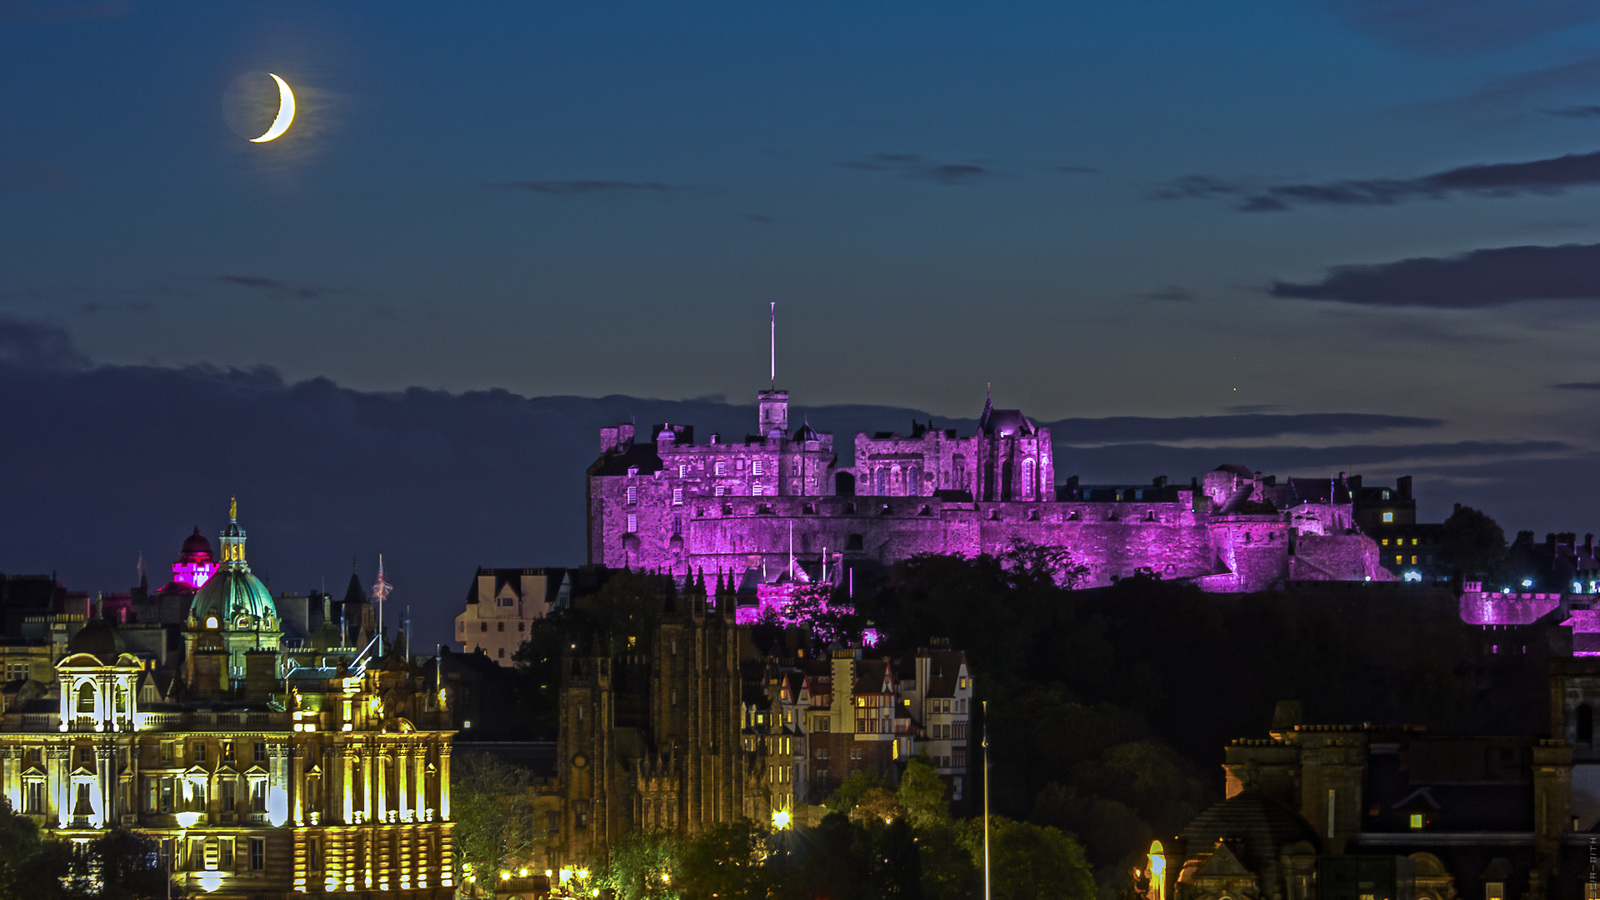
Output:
[
  {"xmin": 588, "ymin": 385, "xmax": 1394, "ymax": 593},
  {"xmin": 0, "ymin": 504, "xmax": 457, "ymax": 899},
  {"xmin": 553, "ymin": 577, "xmax": 971, "ymax": 865}
]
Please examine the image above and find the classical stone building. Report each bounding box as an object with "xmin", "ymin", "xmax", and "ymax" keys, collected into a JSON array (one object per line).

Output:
[
  {"xmin": 588, "ymin": 384, "xmax": 1394, "ymax": 593},
  {"xmin": 0, "ymin": 503, "xmax": 457, "ymax": 899}
]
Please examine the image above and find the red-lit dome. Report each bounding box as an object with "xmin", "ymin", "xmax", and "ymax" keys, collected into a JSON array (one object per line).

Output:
[{"xmin": 180, "ymin": 527, "xmax": 214, "ymax": 562}]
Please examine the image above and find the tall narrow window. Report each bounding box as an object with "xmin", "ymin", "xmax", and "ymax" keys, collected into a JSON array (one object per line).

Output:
[
  {"xmin": 626, "ymin": 514, "xmax": 638, "ymax": 533},
  {"xmin": 753, "ymin": 459, "xmax": 764, "ymax": 476},
  {"xmin": 626, "ymin": 484, "xmax": 639, "ymax": 504},
  {"xmin": 715, "ymin": 461, "xmax": 726, "ymax": 477}
]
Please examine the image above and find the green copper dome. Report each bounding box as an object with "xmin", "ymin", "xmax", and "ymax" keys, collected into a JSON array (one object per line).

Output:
[{"xmin": 188, "ymin": 499, "xmax": 278, "ymax": 630}]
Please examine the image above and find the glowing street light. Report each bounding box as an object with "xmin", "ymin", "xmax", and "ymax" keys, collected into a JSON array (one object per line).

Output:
[{"xmin": 771, "ymin": 808, "xmax": 792, "ymax": 830}]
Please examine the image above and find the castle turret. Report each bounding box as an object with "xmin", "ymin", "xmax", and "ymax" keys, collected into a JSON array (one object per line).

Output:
[{"xmin": 758, "ymin": 389, "xmax": 789, "ymax": 438}]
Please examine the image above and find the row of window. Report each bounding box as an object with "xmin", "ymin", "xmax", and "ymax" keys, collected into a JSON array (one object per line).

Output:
[{"xmin": 159, "ymin": 836, "xmax": 265, "ymax": 873}]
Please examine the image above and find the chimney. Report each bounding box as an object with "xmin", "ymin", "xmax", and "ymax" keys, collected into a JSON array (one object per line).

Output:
[
  {"xmin": 242, "ymin": 650, "xmax": 277, "ymax": 702},
  {"xmin": 187, "ymin": 649, "xmax": 228, "ymax": 701},
  {"xmin": 1397, "ymin": 475, "xmax": 1413, "ymax": 501}
]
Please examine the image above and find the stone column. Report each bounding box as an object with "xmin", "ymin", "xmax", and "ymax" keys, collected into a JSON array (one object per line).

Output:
[
  {"xmin": 376, "ymin": 745, "xmax": 388, "ymax": 823},
  {"xmin": 291, "ymin": 744, "xmax": 304, "ymax": 826},
  {"xmin": 439, "ymin": 744, "xmax": 451, "ymax": 820},
  {"xmin": 50, "ymin": 744, "xmax": 70, "ymax": 828},
  {"xmin": 413, "ymin": 745, "xmax": 426, "ymax": 820},
  {"xmin": 96, "ymin": 743, "xmax": 114, "ymax": 827},
  {"xmin": 396, "ymin": 745, "xmax": 410, "ymax": 822},
  {"xmin": 342, "ymin": 745, "xmax": 356, "ymax": 824}
]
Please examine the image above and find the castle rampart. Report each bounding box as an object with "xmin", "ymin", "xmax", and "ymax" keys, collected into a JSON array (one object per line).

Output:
[{"xmin": 588, "ymin": 385, "xmax": 1392, "ymax": 593}]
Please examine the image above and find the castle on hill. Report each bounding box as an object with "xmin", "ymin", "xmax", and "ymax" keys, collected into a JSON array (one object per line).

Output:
[{"xmin": 588, "ymin": 382, "xmax": 1400, "ymax": 594}]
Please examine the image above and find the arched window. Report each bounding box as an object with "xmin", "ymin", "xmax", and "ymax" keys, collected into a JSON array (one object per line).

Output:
[
  {"xmin": 1580, "ymin": 703, "xmax": 1594, "ymax": 746},
  {"xmin": 907, "ymin": 465, "xmax": 922, "ymax": 496},
  {"xmin": 891, "ymin": 467, "xmax": 904, "ymax": 495},
  {"xmin": 1022, "ymin": 459, "xmax": 1036, "ymax": 498},
  {"xmin": 76, "ymin": 682, "xmax": 95, "ymax": 714},
  {"xmin": 952, "ymin": 455, "xmax": 967, "ymax": 490},
  {"xmin": 873, "ymin": 468, "xmax": 888, "ymax": 496}
]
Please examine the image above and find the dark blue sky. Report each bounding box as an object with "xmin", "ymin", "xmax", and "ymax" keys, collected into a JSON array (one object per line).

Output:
[{"xmin": 7, "ymin": 1, "xmax": 1600, "ymax": 642}]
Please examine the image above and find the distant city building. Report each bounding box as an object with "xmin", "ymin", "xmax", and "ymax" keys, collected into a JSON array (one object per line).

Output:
[
  {"xmin": 589, "ymin": 382, "xmax": 1399, "ymax": 592},
  {"xmin": 0, "ymin": 502, "xmax": 457, "ymax": 898},
  {"xmin": 453, "ymin": 568, "xmax": 574, "ymax": 662},
  {"xmin": 554, "ymin": 575, "xmax": 970, "ymax": 865}
]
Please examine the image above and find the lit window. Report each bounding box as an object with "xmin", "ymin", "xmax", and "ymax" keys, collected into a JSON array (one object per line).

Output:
[
  {"xmin": 715, "ymin": 461, "xmax": 726, "ymax": 477},
  {"xmin": 1381, "ymin": 539, "xmax": 1389, "ymax": 546},
  {"xmin": 673, "ymin": 487, "xmax": 684, "ymax": 506},
  {"xmin": 715, "ymin": 484, "xmax": 726, "ymax": 497},
  {"xmin": 752, "ymin": 484, "xmax": 763, "ymax": 497},
  {"xmin": 626, "ymin": 485, "xmax": 638, "ymax": 505},
  {"xmin": 1411, "ymin": 538, "xmax": 1419, "ymax": 545},
  {"xmin": 753, "ymin": 460, "xmax": 764, "ymax": 476},
  {"xmin": 1382, "ymin": 511, "xmax": 1394, "ymax": 522},
  {"xmin": 1409, "ymin": 813, "xmax": 1423, "ymax": 829},
  {"xmin": 1411, "ymin": 556, "xmax": 1418, "ymax": 565},
  {"xmin": 626, "ymin": 514, "xmax": 638, "ymax": 533}
]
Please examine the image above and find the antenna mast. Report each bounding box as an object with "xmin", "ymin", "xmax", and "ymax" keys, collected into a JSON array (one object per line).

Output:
[{"xmin": 769, "ymin": 301, "xmax": 776, "ymax": 389}]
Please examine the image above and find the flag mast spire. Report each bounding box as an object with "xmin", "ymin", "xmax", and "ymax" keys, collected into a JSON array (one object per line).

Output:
[{"xmin": 769, "ymin": 301, "xmax": 776, "ymax": 389}]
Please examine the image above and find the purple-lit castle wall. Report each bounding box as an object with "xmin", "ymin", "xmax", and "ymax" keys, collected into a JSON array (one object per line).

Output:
[{"xmin": 588, "ymin": 389, "xmax": 1392, "ymax": 593}]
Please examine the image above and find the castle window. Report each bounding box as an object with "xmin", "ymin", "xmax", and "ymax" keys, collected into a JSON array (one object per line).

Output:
[
  {"xmin": 715, "ymin": 484, "xmax": 726, "ymax": 497},
  {"xmin": 626, "ymin": 514, "xmax": 638, "ymax": 533},
  {"xmin": 678, "ymin": 463, "xmax": 686, "ymax": 478},
  {"xmin": 673, "ymin": 487, "xmax": 684, "ymax": 506},
  {"xmin": 752, "ymin": 483, "xmax": 764, "ymax": 497},
  {"xmin": 715, "ymin": 461, "xmax": 726, "ymax": 477},
  {"xmin": 627, "ymin": 485, "xmax": 639, "ymax": 505}
]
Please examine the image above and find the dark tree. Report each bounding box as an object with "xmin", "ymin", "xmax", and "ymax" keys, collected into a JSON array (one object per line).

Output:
[{"xmin": 1439, "ymin": 503, "xmax": 1507, "ymax": 577}]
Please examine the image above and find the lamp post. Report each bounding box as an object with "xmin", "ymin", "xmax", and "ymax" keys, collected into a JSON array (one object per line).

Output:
[{"xmin": 982, "ymin": 699, "xmax": 991, "ymax": 900}]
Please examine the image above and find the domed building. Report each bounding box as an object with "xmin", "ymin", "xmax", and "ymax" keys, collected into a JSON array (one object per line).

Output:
[
  {"xmin": 166, "ymin": 527, "xmax": 218, "ymax": 593},
  {"xmin": 183, "ymin": 499, "xmax": 282, "ymax": 693}
]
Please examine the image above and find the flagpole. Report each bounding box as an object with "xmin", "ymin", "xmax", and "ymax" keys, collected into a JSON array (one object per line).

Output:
[{"xmin": 983, "ymin": 699, "xmax": 991, "ymax": 900}]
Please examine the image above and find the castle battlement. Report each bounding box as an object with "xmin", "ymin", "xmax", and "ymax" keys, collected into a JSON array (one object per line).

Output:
[{"xmin": 587, "ymin": 384, "xmax": 1394, "ymax": 593}]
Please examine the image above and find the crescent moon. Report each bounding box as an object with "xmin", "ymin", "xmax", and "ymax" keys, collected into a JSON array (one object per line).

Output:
[{"xmin": 250, "ymin": 73, "xmax": 296, "ymax": 143}]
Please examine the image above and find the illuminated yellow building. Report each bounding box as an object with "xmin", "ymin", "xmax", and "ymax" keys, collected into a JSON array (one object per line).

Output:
[{"xmin": 0, "ymin": 504, "xmax": 456, "ymax": 898}]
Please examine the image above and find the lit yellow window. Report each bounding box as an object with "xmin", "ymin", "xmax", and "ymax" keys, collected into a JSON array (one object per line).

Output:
[
  {"xmin": 1409, "ymin": 813, "xmax": 1423, "ymax": 829},
  {"xmin": 1381, "ymin": 539, "xmax": 1389, "ymax": 546},
  {"xmin": 1395, "ymin": 556, "xmax": 1403, "ymax": 564},
  {"xmin": 1411, "ymin": 538, "xmax": 1418, "ymax": 545},
  {"xmin": 1383, "ymin": 512, "xmax": 1394, "ymax": 522},
  {"xmin": 1411, "ymin": 556, "xmax": 1418, "ymax": 565}
]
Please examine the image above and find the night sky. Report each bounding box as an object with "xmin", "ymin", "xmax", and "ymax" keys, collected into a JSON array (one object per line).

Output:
[{"xmin": 7, "ymin": 1, "xmax": 1600, "ymax": 644}]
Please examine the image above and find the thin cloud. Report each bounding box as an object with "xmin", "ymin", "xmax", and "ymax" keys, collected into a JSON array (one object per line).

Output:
[
  {"xmin": 1158, "ymin": 149, "xmax": 1600, "ymax": 212},
  {"xmin": 1553, "ymin": 381, "xmax": 1600, "ymax": 390},
  {"xmin": 1272, "ymin": 243, "xmax": 1600, "ymax": 308},
  {"xmin": 0, "ymin": 315, "xmax": 87, "ymax": 369},
  {"xmin": 1546, "ymin": 105, "xmax": 1600, "ymax": 118},
  {"xmin": 216, "ymin": 274, "xmax": 329, "ymax": 300},
  {"xmin": 485, "ymin": 180, "xmax": 680, "ymax": 196},
  {"xmin": 841, "ymin": 154, "xmax": 997, "ymax": 185},
  {"xmin": 1051, "ymin": 165, "xmax": 1098, "ymax": 175},
  {"xmin": 1324, "ymin": 0, "xmax": 1600, "ymax": 52}
]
